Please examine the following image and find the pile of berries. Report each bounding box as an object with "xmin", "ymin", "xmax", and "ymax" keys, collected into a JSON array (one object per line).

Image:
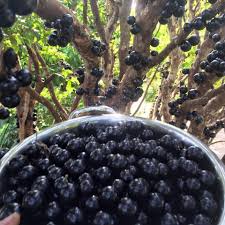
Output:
[
  {"xmin": 199, "ymin": 35, "xmax": 225, "ymax": 78},
  {"xmin": 159, "ymin": 0, "xmax": 187, "ymax": 25},
  {"xmin": 0, "ymin": 48, "xmax": 32, "ymax": 120},
  {"xmin": 127, "ymin": 16, "xmax": 141, "ymax": 35},
  {"xmin": 46, "ymin": 14, "xmax": 74, "ymax": 47},
  {"xmin": 91, "ymin": 40, "xmax": 106, "ymax": 57},
  {"xmin": 0, "ymin": 0, "xmax": 38, "ymax": 42},
  {"xmin": 0, "ymin": 120, "xmax": 221, "ymax": 225}
]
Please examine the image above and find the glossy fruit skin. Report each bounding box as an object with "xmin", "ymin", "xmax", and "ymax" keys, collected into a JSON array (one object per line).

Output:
[
  {"xmin": 3, "ymin": 48, "xmax": 18, "ymax": 69},
  {"xmin": 1, "ymin": 94, "xmax": 21, "ymax": 108},
  {"xmin": 16, "ymin": 69, "xmax": 32, "ymax": 87},
  {"xmin": 48, "ymin": 34, "xmax": 58, "ymax": 46},
  {"xmin": 93, "ymin": 211, "xmax": 114, "ymax": 225},
  {"xmin": 130, "ymin": 23, "xmax": 141, "ymax": 34},
  {"xmin": 45, "ymin": 201, "xmax": 61, "ymax": 220},
  {"xmin": 0, "ymin": 108, "xmax": 10, "ymax": 120},
  {"xmin": 64, "ymin": 207, "xmax": 83, "ymax": 224},
  {"xmin": 0, "ymin": 76, "xmax": 20, "ymax": 95},
  {"xmin": 147, "ymin": 193, "xmax": 165, "ymax": 214},
  {"xmin": 127, "ymin": 16, "xmax": 136, "ymax": 25},
  {"xmin": 180, "ymin": 41, "xmax": 192, "ymax": 52},
  {"xmin": 61, "ymin": 14, "xmax": 73, "ymax": 27},
  {"xmin": 150, "ymin": 38, "xmax": 159, "ymax": 47},
  {"xmin": 22, "ymin": 190, "xmax": 43, "ymax": 210}
]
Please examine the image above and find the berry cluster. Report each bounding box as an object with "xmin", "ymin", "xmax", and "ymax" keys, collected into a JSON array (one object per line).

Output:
[
  {"xmin": 75, "ymin": 68, "xmax": 85, "ymax": 85},
  {"xmin": 0, "ymin": 0, "xmax": 38, "ymax": 40},
  {"xmin": 91, "ymin": 67, "xmax": 104, "ymax": 78},
  {"xmin": 91, "ymin": 40, "xmax": 106, "ymax": 57},
  {"xmin": 168, "ymin": 87, "xmax": 200, "ymax": 119},
  {"xmin": 186, "ymin": 111, "xmax": 204, "ymax": 125},
  {"xmin": 180, "ymin": 35, "xmax": 200, "ymax": 52},
  {"xmin": 183, "ymin": 11, "xmax": 225, "ymax": 34},
  {"xmin": 104, "ymin": 79, "xmax": 120, "ymax": 99},
  {"xmin": 74, "ymin": 68, "xmax": 85, "ymax": 96},
  {"xmin": 159, "ymin": 0, "xmax": 187, "ymax": 25},
  {"xmin": 199, "ymin": 35, "xmax": 225, "ymax": 78},
  {"xmin": 127, "ymin": 16, "xmax": 141, "ymax": 35},
  {"xmin": 46, "ymin": 14, "xmax": 74, "ymax": 47},
  {"xmin": 0, "ymin": 48, "xmax": 32, "ymax": 120},
  {"xmin": 125, "ymin": 51, "xmax": 149, "ymax": 71},
  {"xmin": 204, "ymin": 120, "xmax": 225, "ymax": 139},
  {"xmin": 122, "ymin": 78, "xmax": 144, "ymax": 103},
  {"xmin": 0, "ymin": 120, "xmax": 220, "ymax": 225}
]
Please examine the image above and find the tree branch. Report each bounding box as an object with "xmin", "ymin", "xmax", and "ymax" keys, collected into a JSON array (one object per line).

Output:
[
  {"xmin": 132, "ymin": 65, "xmax": 159, "ymax": 116},
  {"xmin": 33, "ymin": 45, "xmax": 68, "ymax": 120},
  {"xmin": 83, "ymin": 0, "xmax": 88, "ymax": 25},
  {"xmin": 105, "ymin": 0, "xmax": 120, "ymax": 42},
  {"xmin": 150, "ymin": 0, "xmax": 225, "ymax": 67},
  {"xmin": 119, "ymin": 0, "xmax": 132, "ymax": 79},
  {"xmin": 25, "ymin": 87, "xmax": 62, "ymax": 122},
  {"xmin": 90, "ymin": 0, "xmax": 106, "ymax": 43}
]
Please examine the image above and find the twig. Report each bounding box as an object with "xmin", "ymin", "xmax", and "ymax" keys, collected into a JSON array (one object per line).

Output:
[
  {"xmin": 105, "ymin": 0, "xmax": 120, "ymax": 42},
  {"xmin": 71, "ymin": 96, "xmax": 82, "ymax": 112},
  {"xmin": 83, "ymin": 0, "xmax": 88, "ymax": 25},
  {"xmin": 89, "ymin": 0, "xmax": 106, "ymax": 43},
  {"xmin": 33, "ymin": 45, "xmax": 69, "ymax": 119},
  {"xmin": 26, "ymin": 45, "xmax": 42, "ymax": 84},
  {"xmin": 210, "ymin": 140, "xmax": 225, "ymax": 145},
  {"xmin": 132, "ymin": 65, "xmax": 160, "ymax": 116},
  {"xmin": 119, "ymin": 0, "xmax": 132, "ymax": 79},
  {"xmin": 25, "ymin": 87, "xmax": 62, "ymax": 122}
]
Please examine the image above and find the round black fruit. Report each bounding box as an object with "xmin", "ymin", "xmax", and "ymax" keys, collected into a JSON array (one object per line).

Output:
[
  {"xmin": 127, "ymin": 16, "xmax": 136, "ymax": 25},
  {"xmin": 16, "ymin": 69, "xmax": 32, "ymax": 87},
  {"xmin": 1, "ymin": 94, "xmax": 21, "ymax": 108},
  {"xmin": 61, "ymin": 14, "xmax": 73, "ymax": 27},
  {"xmin": 0, "ymin": 76, "xmax": 20, "ymax": 95},
  {"xmin": 3, "ymin": 48, "xmax": 18, "ymax": 69},
  {"xmin": 0, "ymin": 108, "xmax": 10, "ymax": 120}
]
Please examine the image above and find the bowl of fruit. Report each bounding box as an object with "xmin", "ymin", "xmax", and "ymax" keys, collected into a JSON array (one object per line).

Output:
[{"xmin": 0, "ymin": 106, "xmax": 225, "ymax": 225}]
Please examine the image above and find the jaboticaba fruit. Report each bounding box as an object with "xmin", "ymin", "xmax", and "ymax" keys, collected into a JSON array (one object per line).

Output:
[
  {"xmin": 3, "ymin": 48, "xmax": 18, "ymax": 69},
  {"xmin": 16, "ymin": 69, "xmax": 32, "ymax": 87},
  {"xmin": 0, "ymin": 120, "xmax": 222, "ymax": 225},
  {"xmin": 0, "ymin": 108, "xmax": 10, "ymax": 120}
]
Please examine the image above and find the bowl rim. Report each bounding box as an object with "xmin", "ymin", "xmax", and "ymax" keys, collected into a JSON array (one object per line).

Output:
[{"xmin": 1, "ymin": 114, "xmax": 225, "ymax": 224}]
